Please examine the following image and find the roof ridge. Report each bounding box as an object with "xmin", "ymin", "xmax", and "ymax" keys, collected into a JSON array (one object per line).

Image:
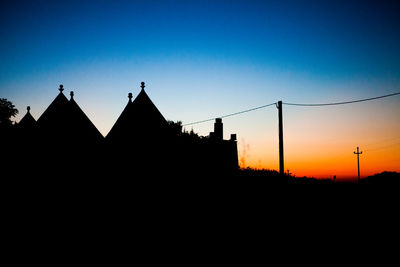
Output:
[
  {"xmin": 106, "ymin": 83, "xmax": 167, "ymax": 141},
  {"xmin": 37, "ymin": 91, "xmax": 69, "ymax": 124},
  {"xmin": 69, "ymin": 96, "xmax": 104, "ymax": 138}
]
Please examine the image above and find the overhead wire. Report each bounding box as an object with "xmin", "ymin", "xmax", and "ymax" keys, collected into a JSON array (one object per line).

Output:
[
  {"xmin": 182, "ymin": 91, "xmax": 400, "ymax": 126},
  {"xmin": 283, "ymin": 91, "xmax": 400, "ymax": 106},
  {"xmin": 182, "ymin": 102, "xmax": 277, "ymax": 126}
]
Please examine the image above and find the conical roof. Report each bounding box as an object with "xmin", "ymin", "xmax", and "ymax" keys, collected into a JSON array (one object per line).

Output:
[
  {"xmin": 37, "ymin": 85, "xmax": 103, "ymax": 145},
  {"xmin": 37, "ymin": 85, "xmax": 70, "ymax": 129},
  {"xmin": 16, "ymin": 106, "xmax": 38, "ymax": 145},
  {"xmin": 106, "ymin": 82, "xmax": 168, "ymax": 143},
  {"xmin": 68, "ymin": 91, "xmax": 104, "ymax": 142},
  {"xmin": 18, "ymin": 106, "xmax": 36, "ymax": 129}
]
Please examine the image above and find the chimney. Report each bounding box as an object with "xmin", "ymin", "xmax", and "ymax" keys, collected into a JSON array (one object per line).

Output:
[{"xmin": 214, "ymin": 118, "xmax": 223, "ymax": 140}]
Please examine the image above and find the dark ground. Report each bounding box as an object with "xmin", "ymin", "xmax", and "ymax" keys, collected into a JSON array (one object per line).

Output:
[{"xmin": 236, "ymin": 168, "xmax": 400, "ymax": 186}]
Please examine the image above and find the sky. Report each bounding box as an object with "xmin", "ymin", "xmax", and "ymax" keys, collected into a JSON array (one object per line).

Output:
[{"xmin": 1, "ymin": 0, "xmax": 399, "ymax": 180}]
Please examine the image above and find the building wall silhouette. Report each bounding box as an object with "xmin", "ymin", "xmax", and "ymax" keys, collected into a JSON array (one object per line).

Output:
[{"xmin": 13, "ymin": 83, "xmax": 239, "ymax": 177}]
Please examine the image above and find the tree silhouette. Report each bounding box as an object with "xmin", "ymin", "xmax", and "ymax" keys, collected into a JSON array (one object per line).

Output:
[
  {"xmin": 0, "ymin": 98, "xmax": 18, "ymax": 128},
  {"xmin": 167, "ymin": 120, "xmax": 183, "ymax": 136}
]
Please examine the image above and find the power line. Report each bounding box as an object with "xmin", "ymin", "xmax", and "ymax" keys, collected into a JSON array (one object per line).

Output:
[
  {"xmin": 182, "ymin": 91, "xmax": 400, "ymax": 126},
  {"xmin": 283, "ymin": 91, "xmax": 400, "ymax": 106},
  {"xmin": 220, "ymin": 102, "xmax": 277, "ymax": 119},
  {"xmin": 182, "ymin": 102, "xmax": 276, "ymax": 126}
]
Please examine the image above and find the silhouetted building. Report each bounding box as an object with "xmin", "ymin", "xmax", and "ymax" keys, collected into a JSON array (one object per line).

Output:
[
  {"xmin": 106, "ymin": 82, "xmax": 168, "ymax": 146},
  {"xmin": 212, "ymin": 118, "xmax": 223, "ymax": 141},
  {"xmin": 17, "ymin": 82, "xmax": 239, "ymax": 177},
  {"xmin": 33, "ymin": 85, "xmax": 104, "ymax": 174},
  {"xmin": 18, "ymin": 106, "xmax": 36, "ymax": 130},
  {"xmin": 37, "ymin": 85, "xmax": 103, "ymax": 147},
  {"xmin": 194, "ymin": 117, "xmax": 238, "ymax": 174},
  {"xmin": 15, "ymin": 106, "xmax": 38, "ymax": 162},
  {"xmin": 36, "ymin": 85, "xmax": 70, "ymax": 136},
  {"xmin": 68, "ymin": 91, "xmax": 104, "ymax": 145}
]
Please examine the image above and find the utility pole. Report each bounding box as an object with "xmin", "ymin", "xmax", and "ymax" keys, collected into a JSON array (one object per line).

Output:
[
  {"xmin": 353, "ymin": 147, "xmax": 363, "ymax": 183},
  {"xmin": 277, "ymin": 101, "xmax": 284, "ymax": 175}
]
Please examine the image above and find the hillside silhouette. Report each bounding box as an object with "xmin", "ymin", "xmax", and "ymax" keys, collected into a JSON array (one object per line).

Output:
[{"xmin": 359, "ymin": 171, "xmax": 400, "ymax": 185}]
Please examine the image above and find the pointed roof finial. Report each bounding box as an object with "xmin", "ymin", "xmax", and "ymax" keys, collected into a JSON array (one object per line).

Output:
[
  {"xmin": 59, "ymin": 84, "xmax": 64, "ymax": 93},
  {"xmin": 27, "ymin": 106, "xmax": 31, "ymax": 113},
  {"xmin": 128, "ymin": 92, "xmax": 133, "ymax": 102},
  {"xmin": 141, "ymin": 82, "xmax": 145, "ymax": 91},
  {"xmin": 70, "ymin": 91, "xmax": 74, "ymax": 100}
]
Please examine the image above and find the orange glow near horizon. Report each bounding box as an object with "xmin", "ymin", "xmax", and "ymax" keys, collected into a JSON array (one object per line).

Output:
[
  {"xmin": 241, "ymin": 142, "xmax": 400, "ymax": 180},
  {"xmin": 2, "ymin": 0, "xmax": 400, "ymax": 182},
  {"xmin": 235, "ymin": 99, "xmax": 400, "ymax": 180},
  {"xmin": 12, "ymin": 87, "xmax": 399, "ymax": 181}
]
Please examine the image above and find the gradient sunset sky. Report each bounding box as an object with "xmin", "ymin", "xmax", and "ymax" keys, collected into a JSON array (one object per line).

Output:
[{"xmin": 1, "ymin": 0, "xmax": 399, "ymax": 180}]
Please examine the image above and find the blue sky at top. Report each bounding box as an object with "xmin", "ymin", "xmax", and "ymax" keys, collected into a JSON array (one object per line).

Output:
[
  {"xmin": 1, "ymin": 0, "xmax": 399, "ymax": 139},
  {"xmin": 1, "ymin": 0, "xmax": 399, "ymax": 82}
]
